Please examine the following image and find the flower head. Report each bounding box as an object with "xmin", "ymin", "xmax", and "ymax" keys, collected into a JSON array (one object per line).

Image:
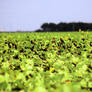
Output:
[{"xmin": 50, "ymin": 67, "xmax": 54, "ymax": 72}]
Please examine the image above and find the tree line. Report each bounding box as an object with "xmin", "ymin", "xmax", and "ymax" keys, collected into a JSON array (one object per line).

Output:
[{"xmin": 35, "ymin": 22, "xmax": 92, "ymax": 32}]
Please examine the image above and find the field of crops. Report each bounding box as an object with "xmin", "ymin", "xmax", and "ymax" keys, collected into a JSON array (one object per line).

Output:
[{"xmin": 0, "ymin": 32, "xmax": 92, "ymax": 92}]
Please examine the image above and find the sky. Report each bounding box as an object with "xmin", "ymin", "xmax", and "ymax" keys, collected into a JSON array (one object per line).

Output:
[{"xmin": 0, "ymin": 0, "xmax": 92, "ymax": 31}]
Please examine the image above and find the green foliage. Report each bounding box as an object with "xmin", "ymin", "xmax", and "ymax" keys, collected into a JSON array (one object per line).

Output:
[{"xmin": 0, "ymin": 32, "xmax": 92, "ymax": 92}]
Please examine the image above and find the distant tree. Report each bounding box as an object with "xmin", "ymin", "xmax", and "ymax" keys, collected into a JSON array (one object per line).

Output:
[
  {"xmin": 48, "ymin": 23, "xmax": 57, "ymax": 31},
  {"xmin": 41, "ymin": 23, "xmax": 49, "ymax": 31},
  {"xmin": 39, "ymin": 22, "xmax": 92, "ymax": 32},
  {"xmin": 35, "ymin": 29, "xmax": 42, "ymax": 32},
  {"xmin": 57, "ymin": 22, "xmax": 68, "ymax": 31}
]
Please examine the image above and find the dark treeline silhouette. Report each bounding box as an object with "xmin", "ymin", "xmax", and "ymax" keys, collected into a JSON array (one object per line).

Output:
[{"xmin": 35, "ymin": 22, "xmax": 92, "ymax": 32}]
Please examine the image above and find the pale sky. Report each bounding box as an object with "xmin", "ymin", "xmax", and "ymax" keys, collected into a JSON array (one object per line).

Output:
[{"xmin": 0, "ymin": 0, "xmax": 92, "ymax": 31}]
